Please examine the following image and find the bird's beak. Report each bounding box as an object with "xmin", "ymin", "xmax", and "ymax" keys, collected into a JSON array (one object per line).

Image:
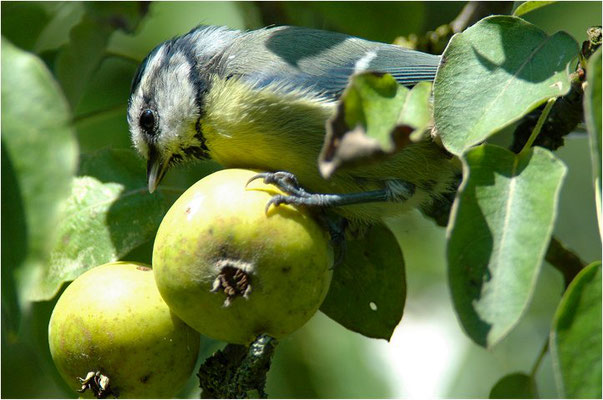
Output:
[{"xmin": 147, "ymin": 148, "xmax": 171, "ymax": 193}]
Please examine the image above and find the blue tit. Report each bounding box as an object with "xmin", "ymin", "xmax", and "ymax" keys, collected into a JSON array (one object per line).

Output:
[{"xmin": 127, "ymin": 25, "xmax": 457, "ymax": 225}]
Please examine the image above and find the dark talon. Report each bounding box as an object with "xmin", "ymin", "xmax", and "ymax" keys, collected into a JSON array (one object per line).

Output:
[
  {"xmin": 268, "ymin": 171, "xmax": 300, "ymax": 187},
  {"xmin": 247, "ymin": 171, "xmax": 312, "ymax": 199},
  {"xmin": 246, "ymin": 172, "xmax": 271, "ymax": 187},
  {"xmin": 247, "ymin": 171, "xmax": 299, "ymax": 187},
  {"xmin": 265, "ymin": 195, "xmax": 285, "ymax": 213}
]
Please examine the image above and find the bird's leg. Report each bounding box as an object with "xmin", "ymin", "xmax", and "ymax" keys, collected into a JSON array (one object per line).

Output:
[{"xmin": 247, "ymin": 171, "xmax": 416, "ymax": 213}]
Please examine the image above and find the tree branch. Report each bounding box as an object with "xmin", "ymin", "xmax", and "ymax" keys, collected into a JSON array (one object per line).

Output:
[
  {"xmin": 511, "ymin": 26, "xmax": 601, "ymax": 153},
  {"xmin": 198, "ymin": 335, "xmax": 278, "ymax": 399},
  {"xmin": 545, "ymin": 236, "xmax": 587, "ymax": 288},
  {"xmin": 450, "ymin": 1, "xmax": 513, "ymax": 33},
  {"xmin": 510, "ymin": 72, "xmax": 585, "ymax": 153},
  {"xmin": 396, "ymin": 1, "xmax": 513, "ymax": 55}
]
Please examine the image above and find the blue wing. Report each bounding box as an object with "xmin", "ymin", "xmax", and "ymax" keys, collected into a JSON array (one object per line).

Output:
[{"xmin": 219, "ymin": 26, "xmax": 441, "ymax": 101}]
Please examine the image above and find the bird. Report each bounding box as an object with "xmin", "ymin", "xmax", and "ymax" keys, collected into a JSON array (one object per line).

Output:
[{"xmin": 127, "ymin": 24, "xmax": 458, "ymax": 226}]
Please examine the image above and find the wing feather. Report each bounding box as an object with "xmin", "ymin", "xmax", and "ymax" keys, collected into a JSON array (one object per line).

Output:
[{"xmin": 217, "ymin": 26, "xmax": 441, "ymax": 100}]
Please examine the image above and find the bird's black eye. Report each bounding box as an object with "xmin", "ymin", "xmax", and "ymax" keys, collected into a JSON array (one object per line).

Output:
[{"xmin": 139, "ymin": 109, "xmax": 156, "ymax": 134}]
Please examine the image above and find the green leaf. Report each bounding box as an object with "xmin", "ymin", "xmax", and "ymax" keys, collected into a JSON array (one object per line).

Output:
[
  {"xmin": 54, "ymin": 17, "xmax": 112, "ymax": 108},
  {"xmin": 489, "ymin": 372, "xmax": 538, "ymax": 398},
  {"xmin": 73, "ymin": 55, "xmax": 137, "ymax": 152},
  {"xmin": 33, "ymin": 3, "xmax": 85, "ymax": 54},
  {"xmin": 584, "ymin": 48, "xmax": 602, "ymax": 237},
  {"xmin": 448, "ymin": 144, "xmax": 566, "ymax": 347},
  {"xmin": 434, "ymin": 16, "xmax": 579, "ymax": 156},
  {"xmin": 320, "ymin": 224, "xmax": 406, "ymax": 340},
  {"xmin": 512, "ymin": 1, "xmax": 556, "ymax": 17},
  {"xmin": 1, "ymin": 145, "xmax": 26, "ymax": 332},
  {"xmin": 29, "ymin": 149, "xmax": 168, "ymax": 301},
  {"xmin": 55, "ymin": 2, "xmax": 146, "ymax": 108},
  {"xmin": 398, "ymin": 81, "xmax": 433, "ymax": 141},
  {"xmin": 550, "ymin": 261, "xmax": 602, "ymax": 398},
  {"xmin": 1, "ymin": 2, "xmax": 50, "ymax": 51},
  {"xmin": 319, "ymin": 73, "xmax": 432, "ymax": 178},
  {"xmin": 1, "ymin": 3, "xmax": 84, "ymax": 54},
  {"xmin": 1, "ymin": 37, "xmax": 78, "ymax": 302}
]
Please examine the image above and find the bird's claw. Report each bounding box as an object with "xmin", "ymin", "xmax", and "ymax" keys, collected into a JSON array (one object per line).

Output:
[
  {"xmin": 247, "ymin": 171, "xmax": 311, "ymax": 198},
  {"xmin": 247, "ymin": 171, "xmax": 299, "ymax": 187},
  {"xmin": 263, "ymin": 193, "xmax": 311, "ymax": 213},
  {"xmin": 247, "ymin": 171, "xmax": 317, "ymax": 213}
]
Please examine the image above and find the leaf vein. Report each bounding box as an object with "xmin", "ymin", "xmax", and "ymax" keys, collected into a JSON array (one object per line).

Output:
[
  {"xmin": 494, "ymin": 156, "xmax": 520, "ymax": 296},
  {"xmin": 472, "ymin": 34, "xmax": 554, "ymax": 133}
]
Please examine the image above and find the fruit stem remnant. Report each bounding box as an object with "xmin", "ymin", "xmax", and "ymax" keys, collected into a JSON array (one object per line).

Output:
[
  {"xmin": 78, "ymin": 371, "xmax": 115, "ymax": 399},
  {"xmin": 211, "ymin": 260, "xmax": 253, "ymax": 307},
  {"xmin": 198, "ymin": 334, "xmax": 278, "ymax": 399}
]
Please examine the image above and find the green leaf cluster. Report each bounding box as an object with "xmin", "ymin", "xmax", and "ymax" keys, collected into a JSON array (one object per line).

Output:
[
  {"xmin": 2, "ymin": 37, "xmax": 78, "ymax": 312},
  {"xmin": 1, "ymin": 4, "xmax": 210, "ymax": 398},
  {"xmin": 2, "ymin": 4, "xmax": 152, "ymax": 304},
  {"xmin": 317, "ymin": 10, "xmax": 601, "ymax": 398},
  {"xmin": 2, "ymin": 2, "xmax": 601, "ymax": 399},
  {"xmin": 431, "ymin": 13, "xmax": 601, "ymax": 397}
]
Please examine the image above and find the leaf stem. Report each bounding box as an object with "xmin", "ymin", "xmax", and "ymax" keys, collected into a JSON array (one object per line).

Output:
[
  {"xmin": 530, "ymin": 340, "xmax": 549, "ymax": 378},
  {"xmin": 519, "ymin": 98, "xmax": 557, "ymax": 155},
  {"xmin": 103, "ymin": 50, "xmax": 143, "ymax": 65}
]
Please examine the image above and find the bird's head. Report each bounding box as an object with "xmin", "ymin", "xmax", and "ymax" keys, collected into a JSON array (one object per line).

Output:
[
  {"xmin": 127, "ymin": 26, "xmax": 239, "ymax": 192},
  {"xmin": 127, "ymin": 39, "xmax": 209, "ymax": 193}
]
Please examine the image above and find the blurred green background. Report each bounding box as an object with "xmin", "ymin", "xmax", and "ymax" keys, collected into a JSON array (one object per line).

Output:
[{"xmin": 1, "ymin": 1, "xmax": 601, "ymax": 398}]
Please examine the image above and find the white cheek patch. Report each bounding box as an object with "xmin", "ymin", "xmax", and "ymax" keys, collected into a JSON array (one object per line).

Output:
[
  {"xmin": 128, "ymin": 47, "xmax": 170, "ymax": 157},
  {"xmin": 154, "ymin": 51, "xmax": 201, "ymax": 155},
  {"xmin": 127, "ymin": 43, "xmax": 209, "ymax": 161}
]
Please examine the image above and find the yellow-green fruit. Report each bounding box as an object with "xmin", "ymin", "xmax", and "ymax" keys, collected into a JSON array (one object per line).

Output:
[
  {"xmin": 153, "ymin": 168, "xmax": 333, "ymax": 345},
  {"xmin": 48, "ymin": 262, "xmax": 200, "ymax": 398}
]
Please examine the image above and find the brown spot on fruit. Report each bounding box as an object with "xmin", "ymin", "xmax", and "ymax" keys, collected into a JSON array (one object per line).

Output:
[{"xmin": 211, "ymin": 261, "xmax": 253, "ymax": 306}]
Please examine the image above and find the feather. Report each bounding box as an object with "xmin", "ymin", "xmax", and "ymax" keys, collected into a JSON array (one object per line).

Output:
[{"xmin": 213, "ymin": 26, "xmax": 441, "ymax": 100}]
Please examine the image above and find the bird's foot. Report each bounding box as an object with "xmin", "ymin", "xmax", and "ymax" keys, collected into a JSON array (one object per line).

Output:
[
  {"xmin": 247, "ymin": 170, "xmax": 397, "ymax": 213},
  {"xmin": 247, "ymin": 171, "xmax": 352, "ymax": 268},
  {"xmin": 246, "ymin": 171, "xmax": 339, "ymax": 213}
]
